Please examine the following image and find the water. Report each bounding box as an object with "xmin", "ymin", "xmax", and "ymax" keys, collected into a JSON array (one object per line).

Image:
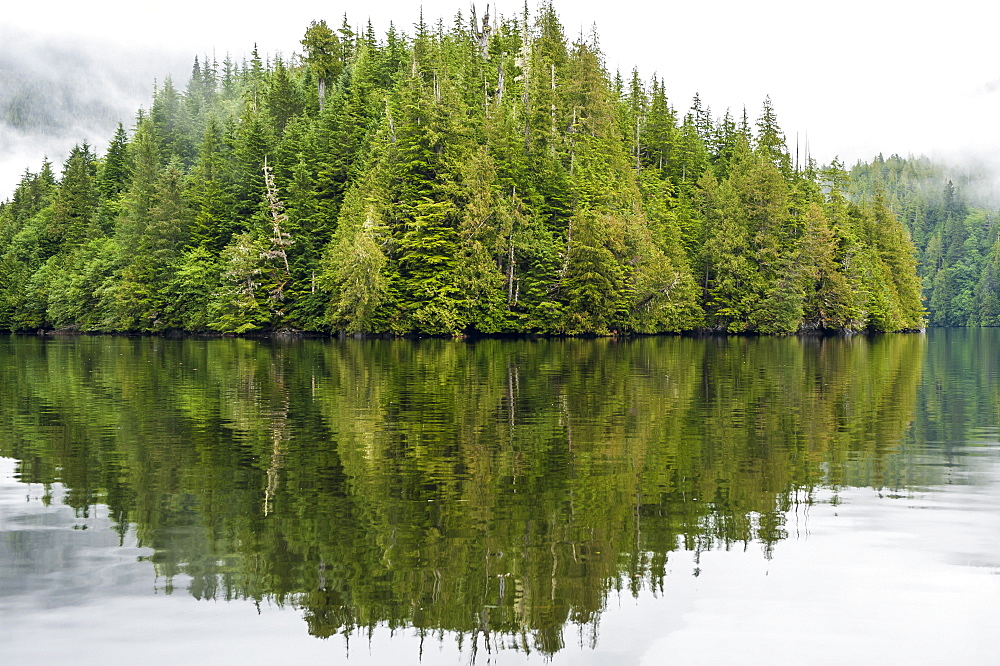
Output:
[{"xmin": 0, "ymin": 331, "xmax": 998, "ymax": 664}]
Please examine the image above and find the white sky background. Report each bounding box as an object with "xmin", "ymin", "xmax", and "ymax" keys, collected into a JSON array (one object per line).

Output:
[{"xmin": 2, "ymin": 0, "xmax": 999, "ymax": 198}]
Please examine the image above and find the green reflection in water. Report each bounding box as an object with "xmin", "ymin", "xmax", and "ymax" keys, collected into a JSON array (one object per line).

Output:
[{"xmin": 0, "ymin": 332, "xmax": 939, "ymax": 655}]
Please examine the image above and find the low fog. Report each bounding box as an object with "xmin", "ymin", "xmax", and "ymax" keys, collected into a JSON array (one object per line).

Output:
[{"xmin": 0, "ymin": 27, "xmax": 191, "ymax": 199}]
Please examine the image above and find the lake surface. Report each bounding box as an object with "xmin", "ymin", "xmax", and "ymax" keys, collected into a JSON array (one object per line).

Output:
[{"xmin": 1, "ymin": 330, "xmax": 998, "ymax": 664}]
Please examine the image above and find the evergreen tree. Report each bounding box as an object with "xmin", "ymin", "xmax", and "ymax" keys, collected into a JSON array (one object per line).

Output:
[
  {"xmin": 0, "ymin": 7, "xmax": 932, "ymax": 337},
  {"xmin": 754, "ymin": 96, "xmax": 792, "ymax": 177},
  {"xmin": 150, "ymin": 77, "xmax": 193, "ymax": 164},
  {"xmin": 301, "ymin": 20, "xmax": 343, "ymax": 111},
  {"xmin": 50, "ymin": 143, "xmax": 99, "ymax": 248},
  {"xmin": 264, "ymin": 56, "xmax": 305, "ymax": 134},
  {"xmin": 319, "ymin": 169, "xmax": 390, "ymax": 333},
  {"xmin": 99, "ymin": 123, "xmax": 133, "ymax": 200},
  {"xmin": 188, "ymin": 115, "xmax": 236, "ymax": 252}
]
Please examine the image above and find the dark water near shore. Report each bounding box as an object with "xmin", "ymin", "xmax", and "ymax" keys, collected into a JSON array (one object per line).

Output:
[{"xmin": 1, "ymin": 330, "xmax": 998, "ymax": 664}]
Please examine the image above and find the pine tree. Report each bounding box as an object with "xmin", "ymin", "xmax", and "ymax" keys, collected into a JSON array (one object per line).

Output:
[
  {"xmin": 99, "ymin": 123, "xmax": 133, "ymax": 200},
  {"xmin": 50, "ymin": 143, "xmax": 99, "ymax": 248},
  {"xmin": 265, "ymin": 56, "xmax": 305, "ymax": 134},
  {"xmin": 188, "ymin": 115, "xmax": 236, "ymax": 252},
  {"xmin": 319, "ymin": 169, "xmax": 390, "ymax": 333},
  {"xmin": 301, "ymin": 20, "xmax": 343, "ymax": 111}
]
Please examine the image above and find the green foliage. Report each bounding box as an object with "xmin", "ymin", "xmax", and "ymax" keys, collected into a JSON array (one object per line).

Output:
[
  {"xmin": 161, "ymin": 246, "xmax": 220, "ymax": 331},
  {"xmin": 51, "ymin": 143, "xmax": 99, "ymax": 247},
  {"xmin": 301, "ymin": 19, "xmax": 343, "ymax": 110},
  {"xmin": 849, "ymin": 155, "xmax": 1000, "ymax": 327},
  {"xmin": 0, "ymin": 6, "xmax": 929, "ymax": 336}
]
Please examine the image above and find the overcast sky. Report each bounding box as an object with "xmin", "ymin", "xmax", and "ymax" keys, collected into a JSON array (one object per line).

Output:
[{"xmin": 3, "ymin": 0, "xmax": 998, "ymax": 198}]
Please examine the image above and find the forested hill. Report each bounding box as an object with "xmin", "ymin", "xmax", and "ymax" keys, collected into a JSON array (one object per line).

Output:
[
  {"xmin": 0, "ymin": 5, "xmax": 925, "ymax": 336},
  {"xmin": 849, "ymin": 155, "xmax": 1000, "ymax": 327}
]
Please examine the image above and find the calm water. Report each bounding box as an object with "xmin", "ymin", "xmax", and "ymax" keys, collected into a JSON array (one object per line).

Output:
[{"xmin": 1, "ymin": 330, "xmax": 998, "ymax": 664}]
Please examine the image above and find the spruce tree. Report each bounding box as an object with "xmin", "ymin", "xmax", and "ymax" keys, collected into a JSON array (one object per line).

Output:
[{"xmin": 301, "ymin": 20, "xmax": 343, "ymax": 111}]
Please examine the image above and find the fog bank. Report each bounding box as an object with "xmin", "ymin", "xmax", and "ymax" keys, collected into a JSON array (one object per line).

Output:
[{"xmin": 0, "ymin": 27, "xmax": 190, "ymax": 198}]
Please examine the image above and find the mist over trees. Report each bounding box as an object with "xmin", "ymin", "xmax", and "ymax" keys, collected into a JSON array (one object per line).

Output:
[
  {"xmin": 0, "ymin": 27, "xmax": 191, "ymax": 199},
  {"xmin": 849, "ymin": 155, "xmax": 1000, "ymax": 327},
  {"xmin": 0, "ymin": 4, "xmax": 927, "ymax": 336}
]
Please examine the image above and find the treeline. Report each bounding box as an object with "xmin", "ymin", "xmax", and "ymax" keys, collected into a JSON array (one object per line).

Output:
[
  {"xmin": 850, "ymin": 154, "xmax": 1000, "ymax": 326},
  {"xmin": 0, "ymin": 4, "xmax": 925, "ymax": 336}
]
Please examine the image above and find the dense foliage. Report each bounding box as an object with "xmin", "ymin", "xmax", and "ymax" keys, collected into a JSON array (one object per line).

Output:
[
  {"xmin": 849, "ymin": 154, "xmax": 1000, "ymax": 327},
  {"xmin": 0, "ymin": 5, "xmax": 925, "ymax": 335}
]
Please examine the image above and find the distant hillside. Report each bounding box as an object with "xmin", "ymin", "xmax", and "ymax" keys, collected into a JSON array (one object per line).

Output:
[
  {"xmin": 0, "ymin": 28, "xmax": 189, "ymax": 197},
  {"xmin": 850, "ymin": 154, "xmax": 1000, "ymax": 326}
]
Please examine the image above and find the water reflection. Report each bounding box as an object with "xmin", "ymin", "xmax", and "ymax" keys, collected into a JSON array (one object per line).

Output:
[{"xmin": 0, "ymin": 331, "xmax": 990, "ymax": 658}]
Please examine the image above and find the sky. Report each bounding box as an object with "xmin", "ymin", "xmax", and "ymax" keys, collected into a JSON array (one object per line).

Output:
[{"xmin": 2, "ymin": 0, "xmax": 998, "ymax": 199}]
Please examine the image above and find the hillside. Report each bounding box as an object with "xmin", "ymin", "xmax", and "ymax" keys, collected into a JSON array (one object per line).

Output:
[{"xmin": 850, "ymin": 155, "xmax": 1000, "ymax": 326}]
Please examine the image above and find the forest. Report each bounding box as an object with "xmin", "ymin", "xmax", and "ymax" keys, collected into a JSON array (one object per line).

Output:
[
  {"xmin": 850, "ymin": 155, "xmax": 1000, "ymax": 327},
  {"xmin": 0, "ymin": 4, "xmax": 929, "ymax": 336}
]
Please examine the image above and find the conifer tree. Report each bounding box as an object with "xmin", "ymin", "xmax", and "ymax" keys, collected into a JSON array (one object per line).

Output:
[
  {"xmin": 232, "ymin": 103, "xmax": 274, "ymax": 222},
  {"xmin": 754, "ymin": 96, "xmax": 792, "ymax": 177},
  {"xmin": 151, "ymin": 77, "xmax": 193, "ymax": 165},
  {"xmin": 265, "ymin": 57, "xmax": 305, "ymax": 134},
  {"xmin": 188, "ymin": 115, "xmax": 235, "ymax": 252},
  {"xmin": 0, "ymin": 6, "xmax": 932, "ymax": 337},
  {"xmin": 99, "ymin": 123, "xmax": 133, "ymax": 201},
  {"xmin": 976, "ymin": 238, "xmax": 1000, "ymax": 326},
  {"xmin": 301, "ymin": 20, "xmax": 343, "ymax": 111},
  {"xmin": 50, "ymin": 143, "xmax": 99, "ymax": 248},
  {"xmin": 798, "ymin": 202, "xmax": 859, "ymax": 331},
  {"xmin": 320, "ymin": 169, "xmax": 390, "ymax": 333}
]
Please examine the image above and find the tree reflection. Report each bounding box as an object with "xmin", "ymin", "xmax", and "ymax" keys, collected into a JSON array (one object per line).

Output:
[{"xmin": 0, "ymin": 332, "xmax": 935, "ymax": 655}]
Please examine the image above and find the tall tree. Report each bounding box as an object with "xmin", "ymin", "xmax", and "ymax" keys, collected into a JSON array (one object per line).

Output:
[
  {"xmin": 50, "ymin": 143, "xmax": 99, "ymax": 248},
  {"xmin": 301, "ymin": 20, "xmax": 343, "ymax": 111}
]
